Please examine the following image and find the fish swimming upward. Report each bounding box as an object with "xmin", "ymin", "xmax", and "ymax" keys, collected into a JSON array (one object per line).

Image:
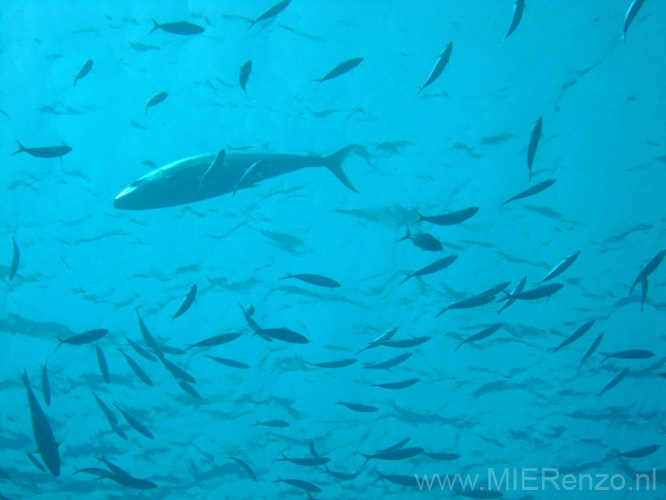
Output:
[{"xmin": 114, "ymin": 146, "xmax": 359, "ymax": 210}]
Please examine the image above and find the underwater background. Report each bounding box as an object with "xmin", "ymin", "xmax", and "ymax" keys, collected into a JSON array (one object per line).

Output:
[{"xmin": 1, "ymin": 0, "xmax": 665, "ymax": 498}]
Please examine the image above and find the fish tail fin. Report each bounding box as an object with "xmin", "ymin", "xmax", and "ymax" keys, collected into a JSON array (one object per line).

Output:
[
  {"xmin": 279, "ymin": 274, "xmax": 293, "ymax": 280},
  {"xmin": 20, "ymin": 369, "xmax": 29, "ymax": 387},
  {"xmin": 600, "ymin": 352, "xmax": 609, "ymax": 363},
  {"xmin": 148, "ymin": 19, "xmax": 160, "ymax": 35},
  {"xmin": 399, "ymin": 274, "xmax": 411, "ymax": 285},
  {"xmin": 323, "ymin": 145, "xmax": 358, "ymax": 192},
  {"xmin": 455, "ymin": 342, "xmax": 463, "ymax": 351},
  {"xmin": 435, "ymin": 307, "xmax": 447, "ymax": 318},
  {"xmin": 397, "ymin": 227, "xmax": 410, "ymax": 242},
  {"xmin": 12, "ymin": 140, "xmax": 25, "ymax": 156},
  {"xmin": 413, "ymin": 209, "xmax": 425, "ymax": 223},
  {"xmin": 360, "ymin": 454, "xmax": 370, "ymax": 465}
]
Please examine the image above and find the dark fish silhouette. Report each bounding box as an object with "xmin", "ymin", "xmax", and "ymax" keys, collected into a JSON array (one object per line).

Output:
[
  {"xmin": 73, "ymin": 59, "xmax": 92, "ymax": 86},
  {"xmin": 363, "ymin": 352, "xmax": 413, "ymax": 370},
  {"xmin": 527, "ymin": 117, "xmax": 543, "ymax": 181},
  {"xmin": 41, "ymin": 364, "xmax": 50, "ymax": 406},
  {"xmin": 280, "ymin": 273, "xmax": 340, "ymax": 288},
  {"xmin": 204, "ymin": 355, "xmax": 249, "ymax": 369},
  {"xmin": 9, "ymin": 237, "xmax": 19, "ymax": 281},
  {"xmin": 314, "ymin": 57, "xmax": 363, "ymax": 83},
  {"xmin": 145, "ymin": 91, "xmax": 168, "ymax": 115},
  {"xmin": 456, "ymin": 324, "xmax": 502, "ymax": 351},
  {"xmin": 173, "ymin": 284, "xmax": 197, "ymax": 320},
  {"xmin": 277, "ymin": 455, "xmax": 330, "ymax": 466},
  {"xmin": 336, "ymin": 401, "xmax": 378, "ymax": 413},
  {"xmin": 552, "ymin": 320, "xmax": 594, "ymax": 352},
  {"xmin": 503, "ymin": 0, "xmax": 525, "ymax": 40},
  {"xmin": 371, "ymin": 378, "xmax": 419, "ymax": 390},
  {"xmin": 397, "ymin": 227, "xmax": 442, "ymax": 251},
  {"xmin": 254, "ymin": 419, "xmax": 290, "ymax": 427},
  {"xmin": 540, "ymin": 251, "xmax": 580, "ymax": 283},
  {"xmin": 415, "ymin": 206, "xmax": 478, "ymax": 226},
  {"xmin": 136, "ymin": 310, "xmax": 163, "ymax": 357},
  {"xmin": 95, "ymin": 345, "xmax": 110, "ymax": 383},
  {"xmin": 94, "ymin": 457, "xmax": 158, "ymax": 489},
  {"xmin": 480, "ymin": 281, "xmax": 512, "ymax": 296},
  {"xmin": 623, "ymin": 0, "xmax": 646, "ymax": 40},
  {"xmin": 239, "ymin": 60, "xmax": 252, "ymax": 93},
  {"xmin": 21, "ymin": 371, "xmax": 60, "ymax": 476},
  {"xmin": 361, "ymin": 447, "xmax": 423, "ymax": 464},
  {"xmin": 186, "ymin": 332, "xmax": 240, "ymax": 350},
  {"xmin": 629, "ymin": 250, "xmax": 665, "ymax": 295},
  {"xmin": 308, "ymin": 358, "xmax": 357, "ymax": 368},
  {"xmin": 257, "ymin": 327, "xmax": 308, "ymax": 344},
  {"xmin": 500, "ymin": 283, "xmax": 563, "ymax": 301},
  {"xmin": 114, "ymin": 404, "xmax": 154, "ymax": 439},
  {"xmin": 437, "ymin": 293, "xmax": 496, "ymax": 317},
  {"xmin": 600, "ymin": 349, "xmax": 654, "ymax": 362},
  {"xmin": 401, "ymin": 255, "xmax": 458, "ymax": 284},
  {"xmin": 502, "ymin": 178, "xmax": 556, "ymax": 205},
  {"xmin": 274, "ymin": 478, "xmax": 321, "ymax": 493},
  {"xmin": 416, "ymin": 42, "xmax": 453, "ymax": 96},
  {"xmin": 178, "ymin": 380, "xmax": 201, "ymax": 399},
  {"xmin": 12, "ymin": 140, "xmax": 71, "ymax": 158},
  {"xmin": 598, "ymin": 368, "xmax": 629, "ymax": 397},
  {"xmin": 92, "ymin": 391, "xmax": 127, "ymax": 440},
  {"xmin": 117, "ymin": 348, "xmax": 152, "ymax": 386},
  {"xmin": 379, "ymin": 336, "xmax": 430, "ymax": 348},
  {"xmin": 125, "ymin": 335, "xmax": 157, "ymax": 362},
  {"xmin": 114, "ymin": 146, "xmax": 359, "ymax": 210},
  {"xmin": 230, "ymin": 456, "xmax": 257, "ymax": 481},
  {"xmin": 613, "ymin": 444, "xmax": 660, "ymax": 459},
  {"xmin": 56, "ymin": 329, "xmax": 108, "ymax": 350},
  {"xmin": 497, "ymin": 276, "xmax": 526, "ymax": 314},
  {"xmin": 580, "ymin": 332, "xmax": 604, "ymax": 370},
  {"xmin": 149, "ymin": 19, "xmax": 204, "ymax": 35},
  {"xmin": 160, "ymin": 355, "xmax": 196, "ymax": 384},
  {"xmin": 248, "ymin": 0, "xmax": 292, "ymax": 30}
]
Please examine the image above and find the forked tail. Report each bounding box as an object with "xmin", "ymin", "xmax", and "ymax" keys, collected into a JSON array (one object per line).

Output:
[{"xmin": 323, "ymin": 145, "xmax": 359, "ymax": 192}]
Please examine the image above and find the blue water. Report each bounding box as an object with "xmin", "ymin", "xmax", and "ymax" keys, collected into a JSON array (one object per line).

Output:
[{"xmin": 1, "ymin": 1, "xmax": 665, "ymax": 498}]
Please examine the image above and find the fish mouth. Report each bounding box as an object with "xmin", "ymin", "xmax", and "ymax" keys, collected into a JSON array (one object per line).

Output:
[{"xmin": 113, "ymin": 187, "xmax": 134, "ymax": 210}]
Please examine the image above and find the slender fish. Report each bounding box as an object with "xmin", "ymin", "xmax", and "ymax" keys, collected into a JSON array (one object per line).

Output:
[
  {"xmin": 173, "ymin": 284, "xmax": 197, "ymax": 320},
  {"xmin": 503, "ymin": 0, "xmax": 525, "ymax": 40},
  {"xmin": 73, "ymin": 59, "xmax": 92, "ymax": 86},
  {"xmin": 314, "ymin": 57, "xmax": 363, "ymax": 83},
  {"xmin": 502, "ymin": 179, "xmax": 557, "ymax": 206},
  {"xmin": 416, "ymin": 42, "xmax": 453, "ymax": 96},
  {"xmin": 149, "ymin": 19, "xmax": 204, "ymax": 35},
  {"xmin": 12, "ymin": 140, "xmax": 71, "ymax": 158},
  {"xmin": 248, "ymin": 0, "xmax": 292, "ymax": 30},
  {"xmin": 96, "ymin": 345, "xmax": 110, "ymax": 383},
  {"xmin": 540, "ymin": 251, "xmax": 580, "ymax": 283},
  {"xmin": 9, "ymin": 237, "xmax": 19, "ymax": 281}
]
